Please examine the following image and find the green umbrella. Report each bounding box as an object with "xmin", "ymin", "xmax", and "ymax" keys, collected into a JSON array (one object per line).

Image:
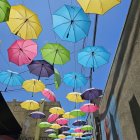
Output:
[
  {"xmin": 0, "ymin": 0, "xmax": 11, "ymax": 22},
  {"xmin": 48, "ymin": 133, "xmax": 57, "ymax": 138},
  {"xmin": 41, "ymin": 43, "xmax": 70, "ymax": 65},
  {"xmin": 81, "ymin": 125, "xmax": 93, "ymax": 131},
  {"xmin": 38, "ymin": 122, "xmax": 51, "ymax": 128},
  {"xmin": 70, "ymin": 109, "xmax": 86, "ymax": 117},
  {"xmin": 54, "ymin": 68, "xmax": 61, "ymax": 89}
]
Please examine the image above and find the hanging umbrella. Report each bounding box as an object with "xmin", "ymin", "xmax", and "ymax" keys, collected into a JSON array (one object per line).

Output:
[
  {"xmin": 81, "ymin": 88, "xmax": 102, "ymax": 100},
  {"xmin": 45, "ymin": 129, "xmax": 56, "ymax": 134},
  {"xmin": 48, "ymin": 133, "xmax": 57, "ymax": 139},
  {"xmin": 77, "ymin": 0, "xmax": 121, "ymax": 14},
  {"xmin": 50, "ymin": 123, "xmax": 61, "ymax": 129},
  {"xmin": 8, "ymin": 40, "xmax": 37, "ymax": 66},
  {"xmin": 0, "ymin": 0, "xmax": 11, "ymax": 22},
  {"xmin": 62, "ymin": 112, "xmax": 76, "ymax": 119},
  {"xmin": 70, "ymin": 109, "xmax": 86, "ymax": 117},
  {"xmin": 49, "ymin": 107, "xmax": 65, "ymax": 115},
  {"xmin": 47, "ymin": 114, "xmax": 59, "ymax": 123},
  {"xmin": 54, "ymin": 68, "xmax": 61, "ymax": 89},
  {"xmin": 53, "ymin": 5, "xmax": 90, "ymax": 42},
  {"xmin": 73, "ymin": 120, "xmax": 87, "ymax": 126},
  {"xmin": 41, "ymin": 43, "xmax": 70, "ymax": 65},
  {"xmin": 56, "ymin": 118, "xmax": 68, "ymax": 125},
  {"xmin": 58, "ymin": 134, "xmax": 66, "ymax": 139},
  {"xmin": 75, "ymin": 133, "xmax": 83, "ymax": 137},
  {"xmin": 0, "ymin": 70, "xmax": 24, "ymax": 91},
  {"xmin": 62, "ymin": 131, "xmax": 71, "ymax": 136},
  {"xmin": 38, "ymin": 122, "xmax": 51, "ymax": 128},
  {"xmin": 81, "ymin": 125, "xmax": 93, "ymax": 131},
  {"xmin": 82, "ymin": 132, "xmax": 92, "ymax": 137},
  {"xmin": 66, "ymin": 135, "xmax": 73, "ymax": 139},
  {"xmin": 78, "ymin": 46, "xmax": 110, "ymax": 70},
  {"xmin": 80, "ymin": 103, "xmax": 99, "ymax": 113},
  {"xmin": 28, "ymin": 60, "xmax": 54, "ymax": 79},
  {"xmin": 60, "ymin": 125, "xmax": 70, "ymax": 132},
  {"xmin": 74, "ymin": 128, "xmax": 84, "ymax": 133},
  {"xmin": 29, "ymin": 111, "xmax": 46, "ymax": 119},
  {"xmin": 63, "ymin": 72, "xmax": 87, "ymax": 89},
  {"xmin": 67, "ymin": 128, "xmax": 74, "ymax": 133},
  {"xmin": 42, "ymin": 88, "xmax": 56, "ymax": 102},
  {"xmin": 75, "ymin": 138, "xmax": 82, "ymax": 140},
  {"xmin": 20, "ymin": 100, "xmax": 40, "ymax": 110},
  {"xmin": 7, "ymin": 4, "xmax": 42, "ymax": 39}
]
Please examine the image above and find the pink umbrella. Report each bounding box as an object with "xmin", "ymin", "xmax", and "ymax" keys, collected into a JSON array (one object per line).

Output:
[
  {"xmin": 80, "ymin": 103, "xmax": 99, "ymax": 113},
  {"xmin": 56, "ymin": 118, "xmax": 68, "ymax": 125},
  {"xmin": 47, "ymin": 114, "xmax": 59, "ymax": 123},
  {"xmin": 8, "ymin": 40, "xmax": 37, "ymax": 66},
  {"xmin": 74, "ymin": 127, "xmax": 84, "ymax": 133},
  {"xmin": 42, "ymin": 88, "xmax": 56, "ymax": 102}
]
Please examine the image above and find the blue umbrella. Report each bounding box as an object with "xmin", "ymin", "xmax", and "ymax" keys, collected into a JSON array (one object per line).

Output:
[
  {"xmin": 29, "ymin": 111, "xmax": 46, "ymax": 119},
  {"xmin": 53, "ymin": 5, "xmax": 91, "ymax": 42},
  {"xmin": 78, "ymin": 46, "xmax": 110, "ymax": 70},
  {"xmin": 0, "ymin": 70, "xmax": 24, "ymax": 91},
  {"xmin": 63, "ymin": 72, "xmax": 87, "ymax": 89}
]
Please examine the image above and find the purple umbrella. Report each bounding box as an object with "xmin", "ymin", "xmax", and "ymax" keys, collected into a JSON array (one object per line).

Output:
[
  {"xmin": 73, "ymin": 120, "xmax": 87, "ymax": 126},
  {"xmin": 45, "ymin": 129, "xmax": 56, "ymax": 134},
  {"xmin": 29, "ymin": 111, "xmax": 46, "ymax": 119},
  {"xmin": 62, "ymin": 131, "xmax": 71, "ymax": 136},
  {"xmin": 81, "ymin": 88, "xmax": 102, "ymax": 100},
  {"xmin": 82, "ymin": 132, "xmax": 92, "ymax": 137},
  {"xmin": 60, "ymin": 125, "xmax": 70, "ymax": 132},
  {"xmin": 75, "ymin": 138, "xmax": 82, "ymax": 140},
  {"xmin": 28, "ymin": 60, "xmax": 54, "ymax": 80}
]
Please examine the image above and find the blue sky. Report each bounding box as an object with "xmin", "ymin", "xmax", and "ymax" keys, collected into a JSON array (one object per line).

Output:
[{"xmin": 0, "ymin": 0, "xmax": 131, "ymax": 113}]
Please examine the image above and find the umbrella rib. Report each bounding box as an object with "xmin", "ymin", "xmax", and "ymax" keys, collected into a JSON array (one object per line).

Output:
[
  {"xmin": 73, "ymin": 8, "xmax": 82, "ymax": 21},
  {"xmin": 53, "ymin": 21, "xmax": 71, "ymax": 29},
  {"xmin": 53, "ymin": 14, "xmax": 70, "ymax": 21},
  {"xmin": 27, "ymin": 22, "xmax": 38, "ymax": 38}
]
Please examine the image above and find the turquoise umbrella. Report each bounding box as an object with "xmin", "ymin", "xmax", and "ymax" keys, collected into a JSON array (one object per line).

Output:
[{"xmin": 53, "ymin": 5, "xmax": 91, "ymax": 42}]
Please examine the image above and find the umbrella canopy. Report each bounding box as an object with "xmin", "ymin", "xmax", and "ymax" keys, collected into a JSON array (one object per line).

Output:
[
  {"xmin": 48, "ymin": 133, "xmax": 57, "ymax": 139},
  {"xmin": 28, "ymin": 60, "xmax": 54, "ymax": 79},
  {"xmin": 78, "ymin": 46, "xmax": 110, "ymax": 70},
  {"xmin": 73, "ymin": 120, "xmax": 87, "ymax": 126},
  {"xmin": 62, "ymin": 131, "xmax": 71, "ymax": 136},
  {"xmin": 45, "ymin": 129, "xmax": 56, "ymax": 134},
  {"xmin": 70, "ymin": 109, "xmax": 86, "ymax": 117},
  {"xmin": 63, "ymin": 72, "xmax": 87, "ymax": 89},
  {"xmin": 62, "ymin": 112, "xmax": 76, "ymax": 119},
  {"xmin": 53, "ymin": 5, "xmax": 90, "ymax": 42},
  {"xmin": 56, "ymin": 118, "xmax": 68, "ymax": 125},
  {"xmin": 49, "ymin": 107, "xmax": 65, "ymax": 115},
  {"xmin": 29, "ymin": 111, "xmax": 46, "ymax": 119},
  {"xmin": 7, "ymin": 4, "xmax": 42, "ymax": 39},
  {"xmin": 67, "ymin": 128, "xmax": 74, "ymax": 133},
  {"xmin": 77, "ymin": 0, "xmax": 121, "ymax": 14},
  {"xmin": 54, "ymin": 68, "xmax": 61, "ymax": 89},
  {"xmin": 82, "ymin": 132, "xmax": 92, "ymax": 137},
  {"xmin": 41, "ymin": 43, "xmax": 70, "ymax": 65},
  {"xmin": 50, "ymin": 123, "xmax": 61, "ymax": 129},
  {"xmin": 75, "ymin": 133, "xmax": 83, "ymax": 137},
  {"xmin": 22, "ymin": 79, "xmax": 45, "ymax": 93},
  {"xmin": 74, "ymin": 128, "xmax": 84, "ymax": 133},
  {"xmin": 66, "ymin": 135, "xmax": 73, "ymax": 139},
  {"xmin": 42, "ymin": 88, "xmax": 56, "ymax": 102},
  {"xmin": 8, "ymin": 40, "xmax": 37, "ymax": 66},
  {"xmin": 47, "ymin": 114, "xmax": 59, "ymax": 123},
  {"xmin": 20, "ymin": 100, "xmax": 40, "ymax": 110},
  {"xmin": 66, "ymin": 92, "xmax": 84, "ymax": 103},
  {"xmin": 0, "ymin": 0, "xmax": 11, "ymax": 22},
  {"xmin": 80, "ymin": 103, "xmax": 99, "ymax": 113},
  {"xmin": 58, "ymin": 134, "xmax": 66, "ymax": 139},
  {"xmin": 60, "ymin": 125, "xmax": 70, "ymax": 132},
  {"xmin": 81, "ymin": 125, "xmax": 93, "ymax": 131},
  {"xmin": 38, "ymin": 122, "xmax": 51, "ymax": 128},
  {"xmin": 81, "ymin": 88, "xmax": 102, "ymax": 100}
]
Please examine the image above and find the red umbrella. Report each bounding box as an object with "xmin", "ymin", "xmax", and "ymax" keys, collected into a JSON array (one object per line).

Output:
[
  {"xmin": 56, "ymin": 118, "xmax": 68, "ymax": 125},
  {"xmin": 42, "ymin": 88, "xmax": 56, "ymax": 102},
  {"xmin": 8, "ymin": 40, "xmax": 37, "ymax": 66},
  {"xmin": 74, "ymin": 127, "xmax": 84, "ymax": 133},
  {"xmin": 47, "ymin": 114, "xmax": 59, "ymax": 123}
]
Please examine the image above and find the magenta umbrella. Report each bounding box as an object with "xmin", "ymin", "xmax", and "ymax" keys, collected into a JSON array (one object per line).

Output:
[
  {"xmin": 8, "ymin": 40, "xmax": 37, "ymax": 66},
  {"xmin": 80, "ymin": 103, "xmax": 99, "ymax": 113},
  {"xmin": 56, "ymin": 118, "xmax": 68, "ymax": 125},
  {"xmin": 47, "ymin": 114, "xmax": 59, "ymax": 123},
  {"xmin": 42, "ymin": 88, "xmax": 56, "ymax": 102},
  {"xmin": 74, "ymin": 127, "xmax": 84, "ymax": 133}
]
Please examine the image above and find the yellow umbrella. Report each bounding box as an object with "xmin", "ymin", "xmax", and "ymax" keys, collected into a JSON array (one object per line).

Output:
[
  {"xmin": 58, "ymin": 134, "xmax": 66, "ymax": 139},
  {"xmin": 50, "ymin": 123, "xmax": 61, "ymax": 129},
  {"xmin": 62, "ymin": 112, "xmax": 76, "ymax": 119},
  {"xmin": 77, "ymin": 0, "xmax": 121, "ymax": 14},
  {"xmin": 66, "ymin": 92, "xmax": 84, "ymax": 103},
  {"xmin": 49, "ymin": 107, "xmax": 65, "ymax": 115},
  {"xmin": 75, "ymin": 132, "xmax": 83, "ymax": 137},
  {"xmin": 20, "ymin": 100, "xmax": 40, "ymax": 110},
  {"xmin": 7, "ymin": 4, "xmax": 42, "ymax": 39}
]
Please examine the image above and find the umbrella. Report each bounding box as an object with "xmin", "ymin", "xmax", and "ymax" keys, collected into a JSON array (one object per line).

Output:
[
  {"xmin": 54, "ymin": 68, "xmax": 61, "ymax": 89},
  {"xmin": 62, "ymin": 131, "xmax": 71, "ymax": 136},
  {"xmin": 62, "ymin": 112, "xmax": 76, "ymax": 119},
  {"xmin": 38, "ymin": 122, "xmax": 51, "ymax": 128},
  {"xmin": 67, "ymin": 128, "xmax": 74, "ymax": 133},
  {"xmin": 50, "ymin": 123, "xmax": 61, "ymax": 129},
  {"xmin": 28, "ymin": 60, "xmax": 54, "ymax": 79},
  {"xmin": 74, "ymin": 128, "xmax": 84, "ymax": 133},
  {"xmin": 29, "ymin": 111, "xmax": 46, "ymax": 119},
  {"xmin": 77, "ymin": 0, "xmax": 121, "ymax": 14},
  {"xmin": 53, "ymin": 5, "xmax": 90, "ymax": 42},
  {"xmin": 66, "ymin": 135, "xmax": 73, "ymax": 139},
  {"xmin": 82, "ymin": 132, "xmax": 92, "ymax": 137},
  {"xmin": 81, "ymin": 125, "xmax": 93, "ymax": 131},
  {"xmin": 42, "ymin": 88, "xmax": 56, "ymax": 102},
  {"xmin": 8, "ymin": 40, "xmax": 37, "ymax": 66},
  {"xmin": 7, "ymin": 4, "xmax": 42, "ymax": 39},
  {"xmin": 41, "ymin": 43, "xmax": 70, "ymax": 65},
  {"xmin": 73, "ymin": 120, "xmax": 87, "ymax": 126},
  {"xmin": 56, "ymin": 118, "xmax": 68, "ymax": 125},
  {"xmin": 58, "ymin": 134, "xmax": 66, "ymax": 139},
  {"xmin": 75, "ymin": 133, "xmax": 83, "ymax": 137},
  {"xmin": 0, "ymin": 0, "xmax": 11, "ymax": 22},
  {"xmin": 20, "ymin": 100, "xmax": 40, "ymax": 110},
  {"xmin": 45, "ymin": 129, "xmax": 56, "ymax": 134},
  {"xmin": 49, "ymin": 107, "xmax": 65, "ymax": 115},
  {"xmin": 70, "ymin": 109, "xmax": 86, "ymax": 117},
  {"xmin": 80, "ymin": 103, "xmax": 99, "ymax": 113},
  {"xmin": 48, "ymin": 133, "xmax": 57, "ymax": 138},
  {"xmin": 0, "ymin": 70, "xmax": 24, "ymax": 91},
  {"xmin": 78, "ymin": 46, "xmax": 110, "ymax": 70},
  {"xmin": 47, "ymin": 114, "xmax": 59, "ymax": 123},
  {"xmin": 81, "ymin": 88, "xmax": 102, "ymax": 100},
  {"xmin": 60, "ymin": 125, "xmax": 70, "ymax": 132},
  {"xmin": 75, "ymin": 138, "xmax": 82, "ymax": 140},
  {"xmin": 63, "ymin": 72, "xmax": 87, "ymax": 89}
]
